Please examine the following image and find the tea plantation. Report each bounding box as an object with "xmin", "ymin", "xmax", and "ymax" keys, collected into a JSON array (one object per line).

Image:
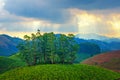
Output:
[{"xmin": 0, "ymin": 64, "xmax": 120, "ymax": 80}]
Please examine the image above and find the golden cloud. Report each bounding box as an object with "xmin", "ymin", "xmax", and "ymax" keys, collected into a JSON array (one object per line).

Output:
[{"xmin": 69, "ymin": 8, "xmax": 120, "ymax": 37}]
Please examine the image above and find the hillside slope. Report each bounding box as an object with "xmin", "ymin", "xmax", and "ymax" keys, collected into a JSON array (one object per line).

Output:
[
  {"xmin": 0, "ymin": 34, "xmax": 23, "ymax": 56},
  {"xmin": 82, "ymin": 50, "xmax": 120, "ymax": 72},
  {"xmin": 0, "ymin": 64, "xmax": 120, "ymax": 80},
  {"xmin": 0, "ymin": 54, "xmax": 26, "ymax": 74}
]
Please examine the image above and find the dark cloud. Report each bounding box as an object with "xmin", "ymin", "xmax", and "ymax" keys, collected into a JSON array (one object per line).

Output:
[
  {"xmin": 4, "ymin": 0, "xmax": 120, "ymax": 23},
  {"xmin": 56, "ymin": 0, "xmax": 120, "ymax": 9},
  {"xmin": 4, "ymin": 0, "xmax": 69, "ymax": 23}
]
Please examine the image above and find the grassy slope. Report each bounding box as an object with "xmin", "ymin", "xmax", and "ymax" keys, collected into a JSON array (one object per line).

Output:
[
  {"xmin": 9, "ymin": 53, "xmax": 26, "ymax": 67},
  {"xmin": 0, "ymin": 54, "xmax": 26, "ymax": 74},
  {"xmin": 81, "ymin": 50, "xmax": 120, "ymax": 72},
  {"xmin": 0, "ymin": 64, "xmax": 120, "ymax": 80},
  {"xmin": 0, "ymin": 56, "xmax": 15, "ymax": 74}
]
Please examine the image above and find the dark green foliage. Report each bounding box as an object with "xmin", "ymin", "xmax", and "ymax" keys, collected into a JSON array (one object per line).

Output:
[
  {"xmin": 79, "ymin": 42, "xmax": 101, "ymax": 54},
  {"xmin": 18, "ymin": 30, "xmax": 79, "ymax": 65},
  {"xmin": 0, "ymin": 54, "xmax": 26, "ymax": 74},
  {"xmin": 74, "ymin": 42, "xmax": 101, "ymax": 63},
  {"xmin": 0, "ymin": 64, "xmax": 120, "ymax": 80},
  {"xmin": 0, "ymin": 56, "xmax": 15, "ymax": 74}
]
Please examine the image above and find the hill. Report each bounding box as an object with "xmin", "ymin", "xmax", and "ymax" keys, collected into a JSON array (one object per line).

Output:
[
  {"xmin": 0, "ymin": 64, "xmax": 120, "ymax": 80},
  {"xmin": 75, "ymin": 37, "xmax": 120, "ymax": 52},
  {"xmin": 0, "ymin": 54, "xmax": 26, "ymax": 74},
  {"xmin": 0, "ymin": 34, "xmax": 23, "ymax": 56},
  {"xmin": 82, "ymin": 50, "xmax": 120, "ymax": 72}
]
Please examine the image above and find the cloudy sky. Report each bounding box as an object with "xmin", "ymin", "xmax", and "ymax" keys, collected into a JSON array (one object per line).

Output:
[{"xmin": 0, "ymin": 0, "xmax": 120, "ymax": 38}]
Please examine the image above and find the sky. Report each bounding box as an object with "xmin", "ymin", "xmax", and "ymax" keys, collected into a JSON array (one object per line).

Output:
[{"xmin": 0, "ymin": 0, "xmax": 120, "ymax": 38}]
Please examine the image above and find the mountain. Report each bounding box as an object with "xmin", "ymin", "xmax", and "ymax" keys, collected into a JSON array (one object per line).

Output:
[
  {"xmin": 76, "ymin": 33, "xmax": 120, "ymax": 42},
  {"xmin": 76, "ymin": 33, "xmax": 108, "ymax": 40},
  {"xmin": 0, "ymin": 33, "xmax": 120, "ymax": 56},
  {"xmin": 81, "ymin": 50, "xmax": 120, "ymax": 72},
  {"xmin": 87, "ymin": 39, "xmax": 120, "ymax": 52},
  {"xmin": 0, "ymin": 34, "xmax": 23, "ymax": 56},
  {"xmin": 75, "ymin": 37, "xmax": 120, "ymax": 52}
]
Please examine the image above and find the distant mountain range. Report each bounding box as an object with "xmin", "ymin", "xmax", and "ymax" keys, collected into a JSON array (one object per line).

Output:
[
  {"xmin": 0, "ymin": 34, "xmax": 120, "ymax": 56},
  {"xmin": 75, "ymin": 33, "xmax": 120, "ymax": 52},
  {"xmin": 0, "ymin": 34, "xmax": 23, "ymax": 56},
  {"xmin": 75, "ymin": 38, "xmax": 120, "ymax": 52},
  {"xmin": 76, "ymin": 33, "xmax": 120, "ymax": 42}
]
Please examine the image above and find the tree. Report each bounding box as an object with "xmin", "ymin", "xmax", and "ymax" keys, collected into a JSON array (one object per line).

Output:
[
  {"xmin": 36, "ymin": 29, "xmax": 43, "ymax": 64},
  {"xmin": 18, "ymin": 35, "xmax": 33, "ymax": 66},
  {"xmin": 57, "ymin": 34, "xmax": 68, "ymax": 64},
  {"xmin": 47, "ymin": 32, "xmax": 56, "ymax": 64},
  {"xmin": 67, "ymin": 34, "xmax": 79, "ymax": 63},
  {"xmin": 31, "ymin": 33, "xmax": 37, "ymax": 65}
]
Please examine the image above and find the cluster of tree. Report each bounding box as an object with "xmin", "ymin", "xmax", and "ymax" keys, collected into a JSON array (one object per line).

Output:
[{"xmin": 18, "ymin": 30, "xmax": 79, "ymax": 66}]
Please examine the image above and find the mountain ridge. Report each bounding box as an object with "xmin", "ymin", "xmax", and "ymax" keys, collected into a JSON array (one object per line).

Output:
[
  {"xmin": 0, "ymin": 34, "xmax": 120, "ymax": 56},
  {"xmin": 76, "ymin": 33, "xmax": 120, "ymax": 42},
  {"xmin": 0, "ymin": 34, "xmax": 23, "ymax": 56}
]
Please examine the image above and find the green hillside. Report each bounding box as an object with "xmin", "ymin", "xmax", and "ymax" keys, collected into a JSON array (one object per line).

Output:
[
  {"xmin": 9, "ymin": 53, "xmax": 26, "ymax": 66},
  {"xmin": 0, "ymin": 56, "xmax": 15, "ymax": 74},
  {"xmin": 0, "ymin": 54, "xmax": 26, "ymax": 74},
  {"xmin": 0, "ymin": 64, "xmax": 120, "ymax": 80}
]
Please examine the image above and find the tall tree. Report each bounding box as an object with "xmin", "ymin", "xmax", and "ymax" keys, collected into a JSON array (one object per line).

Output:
[
  {"xmin": 58, "ymin": 34, "xmax": 69, "ymax": 64},
  {"xmin": 47, "ymin": 32, "xmax": 56, "ymax": 64},
  {"xmin": 66, "ymin": 34, "xmax": 79, "ymax": 64},
  {"xmin": 18, "ymin": 35, "xmax": 33, "ymax": 66},
  {"xmin": 36, "ymin": 29, "xmax": 43, "ymax": 64}
]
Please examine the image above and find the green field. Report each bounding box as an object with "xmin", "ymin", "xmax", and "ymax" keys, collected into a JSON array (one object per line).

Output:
[{"xmin": 0, "ymin": 64, "xmax": 120, "ymax": 80}]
